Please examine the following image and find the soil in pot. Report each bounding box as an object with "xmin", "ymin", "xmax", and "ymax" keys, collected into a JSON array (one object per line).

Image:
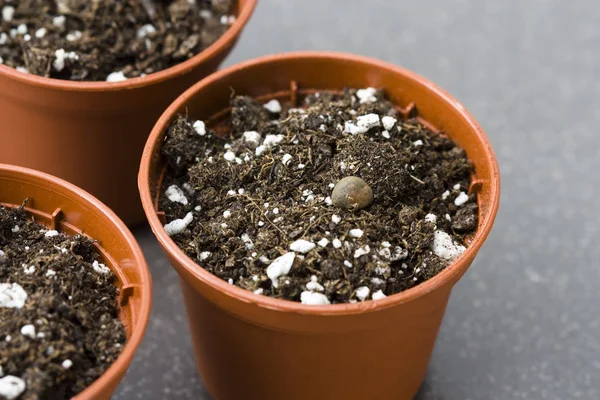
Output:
[
  {"xmin": 0, "ymin": 0, "xmax": 235, "ymax": 81},
  {"xmin": 159, "ymin": 88, "xmax": 479, "ymax": 305},
  {"xmin": 0, "ymin": 202, "xmax": 125, "ymax": 400}
]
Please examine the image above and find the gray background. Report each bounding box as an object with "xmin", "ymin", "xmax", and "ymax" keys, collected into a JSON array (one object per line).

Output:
[{"xmin": 115, "ymin": 0, "xmax": 600, "ymax": 399}]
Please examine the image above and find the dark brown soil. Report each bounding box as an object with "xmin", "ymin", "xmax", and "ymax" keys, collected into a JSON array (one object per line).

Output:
[
  {"xmin": 0, "ymin": 0, "xmax": 234, "ymax": 81},
  {"xmin": 0, "ymin": 202, "xmax": 125, "ymax": 399},
  {"xmin": 159, "ymin": 88, "xmax": 478, "ymax": 304}
]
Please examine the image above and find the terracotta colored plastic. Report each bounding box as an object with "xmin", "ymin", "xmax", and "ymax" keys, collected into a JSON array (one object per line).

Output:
[
  {"xmin": 0, "ymin": 0, "xmax": 256, "ymax": 227},
  {"xmin": 139, "ymin": 52, "xmax": 500, "ymax": 400},
  {"xmin": 0, "ymin": 164, "xmax": 152, "ymax": 400}
]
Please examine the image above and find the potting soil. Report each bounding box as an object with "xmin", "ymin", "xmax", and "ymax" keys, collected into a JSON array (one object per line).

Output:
[
  {"xmin": 0, "ymin": 202, "xmax": 125, "ymax": 400},
  {"xmin": 160, "ymin": 88, "xmax": 478, "ymax": 304}
]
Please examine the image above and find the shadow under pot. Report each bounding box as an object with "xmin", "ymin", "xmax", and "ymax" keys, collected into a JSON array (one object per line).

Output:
[
  {"xmin": 0, "ymin": 0, "xmax": 256, "ymax": 227},
  {"xmin": 0, "ymin": 164, "xmax": 151, "ymax": 400},
  {"xmin": 139, "ymin": 52, "xmax": 500, "ymax": 400}
]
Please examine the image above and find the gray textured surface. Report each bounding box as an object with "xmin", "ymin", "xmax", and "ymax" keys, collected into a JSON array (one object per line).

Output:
[{"xmin": 115, "ymin": 0, "xmax": 600, "ymax": 399}]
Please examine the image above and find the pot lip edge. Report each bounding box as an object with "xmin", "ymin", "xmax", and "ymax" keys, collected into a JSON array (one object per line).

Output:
[
  {"xmin": 0, "ymin": 0, "xmax": 258, "ymax": 93},
  {"xmin": 0, "ymin": 163, "xmax": 153, "ymax": 398},
  {"xmin": 139, "ymin": 51, "xmax": 501, "ymax": 317}
]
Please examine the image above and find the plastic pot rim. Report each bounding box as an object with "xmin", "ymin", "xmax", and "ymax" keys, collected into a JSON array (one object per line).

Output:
[
  {"xmin": 138, "ymin": 51, "xmax": 500, "ymax": 317},
  {"xmin": 0, "ymin": 0, "xmax": 257, "ymax": 93},
  {"xmin": 0, "ymin": 163, "xmax": 152, "ymax": 400}
]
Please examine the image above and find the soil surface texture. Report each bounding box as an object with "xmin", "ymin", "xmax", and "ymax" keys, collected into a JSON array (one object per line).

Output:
[
  {"xmin": 160, "ymin": 88, "xmax": 478, "ymax": 305},
  {"xmin": 0, "ymin": 203, "xmax": 125, "ymax": 400},
  {"xmin": 0, "ymin": 0, "xmax": 235, "ymax": 81}
]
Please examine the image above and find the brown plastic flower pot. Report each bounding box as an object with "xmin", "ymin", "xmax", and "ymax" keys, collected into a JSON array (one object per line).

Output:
[
  {"xmin": 0, "ymin": 164, "xmax": 152, "ymax": 400},
  {"xmin": 138, "ymin": 52, "xmax": 500, "ymax": 400},
  {"xmin": 0, "ymin": 0, "xmax": 256, "ymax": 227}
]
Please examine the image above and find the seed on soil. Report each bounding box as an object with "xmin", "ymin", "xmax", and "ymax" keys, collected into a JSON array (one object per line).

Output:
[{"xmin": 331, "ymin": 176, "xmax": 374, "ymax": 210}]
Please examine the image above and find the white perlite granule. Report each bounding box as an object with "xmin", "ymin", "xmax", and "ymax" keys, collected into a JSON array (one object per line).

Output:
[
  {"xmin": 356, "ymin": 87, "xmax": 377, "ymax": 104},
  {"xmin": 344, "ymin": 113, "xmax": 381, "ymax": 134},
  {"xmin": 164, "ymin": 212, "xmax": 193, "ymax": 236},
  {"xmin": 23, "ymin": 264, "xmax": 35, "ymax": 275},
  {"xmin": 52, "ymin": 15, "xmax": 66, "ymax": 28},
  {"xmin": 300, "ymin": 291, "xmax": 330, "ymax": 305},
  {"xmin": 281, "ymin": 153, "xmax": 293, "ymax": 166},
  {"xmin": 106, "ymin": 71, "xmax": 127, "ymax": 82},
  {"xmin": 46, "ymin": 269, "xmax": 56, "ymax": 277},
  {"xmin": 425, "ymin": 213, "xmax": 437, "ymax": 224},
  {"xmin": 381, "ymin": 116, "xmax": 397, "ymax": 130},
  {"xmin": 332, "ymin": 239, "xmax": 342, "ymax": 249},
  {"xmin": 354, "ymin": 245, "xmax": 370, "ymax": 258},
  {"xmin": 35, "ymin": 27, "xmax": 47, "ymax": 38},
  {"xmin": 243, "ymin": 131, "xmax": 261, "ymax": 148},
  {"xmin": 92, "ymin": 260, "xmax": 110, "ymax": 275},
  {"xmin": 0, "ymin": 283, "xmax": 27, "ymax": 309},
  {"xmin": 372, "ymin": 290, "xmax": 387, "ymax": 301},
  {"xmin": 61, "ymin": 359, "xmax": 73, "ymax": 369},
  {"xmin": 0, "ymin": 375, "xmax": 26, "ymax": 400},
  {"xmin": 199, "ymin": 251, "xmax": 211, "ymax": 261},
  {"xmin": 454, "ymin": 192, "xmax": 469, "ymax": 206},
  {"xmin": 348, "ymin": 229, "xmax": 364, "ymax": 238},
  {"xmin": 16, "ymin": 24, "xmax": 27, "ymax": 35},
  {"xmin": 263, "ymin": 99, "xmax": 282, "ymax": 113},
  {"xmin": 317, "ymin": 238, "xmax": 329, "ymax": 247},
  {"xmin": 136, "ymin": 24, "xmax": 156, "ymax": 39},
  {"xmin": 289, "ymin": 239, "xmax": 316, "ymax": 254},
  {"xmin": 66, "ymin": 30, "xmax": 82, "ymax": 41},
  {"xmin": 432, "ymin": 230, "xmax": 466, "ymax": 260},
  {"xmin": 263, "ymin": 134, "xmax": 284, "ymax": 149},
  {"xmin": 266, "ymin": 252, "xmax": 295, "ymax": 288},
  {"xmin": 223, "ymin": 151, "xmax": 236, "ymax": 161},
  {"xmin": 20, "ymin": 324, "xmax": 36, "ymax": 339},
  {"xmin": 53, "ymin": 49, "xmax": 79, "ymax": 72},
  {"xmin": 2, "ymin": 6, "xmax": 15, "ymax": 22},
  {"xmin": 356, "ymin": 286, "xmax": 370, "ymax": 301},
  {"xmin": 165, "ymin": 185, "xmax": 188, "ymax": 205},
  {"xmin": 305, "ymin": 275, "xmax": 324, "ymax": 292},
  {"xmin": 44, "ymin": 230, "xmax": 59, "ymax": 238},
  {"xmin": 193, "ymin": 120, "xmax": 206, "ymax": 136}
]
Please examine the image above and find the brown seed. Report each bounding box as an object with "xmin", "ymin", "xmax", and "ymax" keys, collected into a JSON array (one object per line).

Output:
[{"xmin": 331, "ymin": 176, "xmax": 374, "ymax": 210}]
